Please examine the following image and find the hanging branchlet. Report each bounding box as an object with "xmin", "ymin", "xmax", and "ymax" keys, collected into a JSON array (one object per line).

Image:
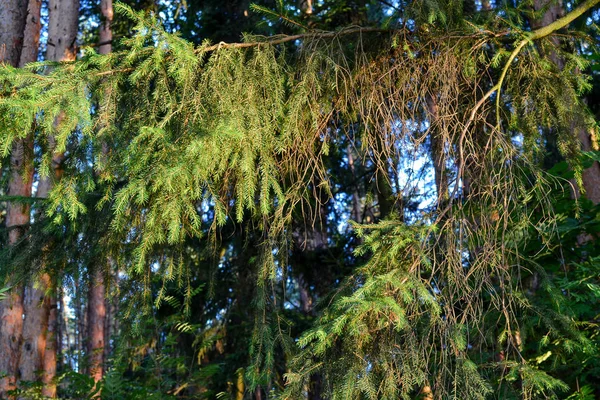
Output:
[{"xmin": 1, "ymin": 0, "xmax": 598, "ymax": 396}]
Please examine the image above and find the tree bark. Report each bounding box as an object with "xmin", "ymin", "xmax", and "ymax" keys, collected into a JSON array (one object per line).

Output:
[
  {"xmin": 98, "ymin": 0, "xmax": 113, "ymax": 56},
  {"xmin": 17, "ymin": 0, "xmax": 46, "ymax": 382},
  {"xmin": 0, "ymin": 137, "xmax": 33, "ymax": 396},
  {"xmin": 41, "ymin": 290, "xmax": 57, "ymax": 398},
  {"xmin": 0, "ymin": 289, "xmax": 25, "ymax": 397},
  {"xmin": 0, "ymin": 0, "xmax": 38, "ymax": 396},
  {"xmin": 87, "ymin": 0, "xmax": 112, "ymax": 384},
  {"xmin": 18, "ymin": 0, "xmax": 41, "ymax": 68},
  {"xmin": 46, "ymin": 0, "xmax": 79, "ymax": 63},
  {"xmin": 25, "ymin": 0, "xmax": 80, "ymax": 395},
  {"xmin": 0, "ymin": 0, "xmax": 28, "ymax": 66},
  {"xmin": 87, "ymin": 270, "xmax": 106, "ymax": 383},
  {"xmin": 425, "ymin": 94, "xmax": 449, "ymax": 204},
  {"xmin": 528, "ymin": 0, "xmax": 600, "ymax": 204},
  {"xmin": 19, "ymin": 275, "xmax": 51, "ymax": 384}
]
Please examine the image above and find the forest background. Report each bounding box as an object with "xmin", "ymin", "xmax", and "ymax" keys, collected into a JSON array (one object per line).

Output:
[{"xmin": 1, "ymin": 0, "xmax": 600, "ymax": 398}]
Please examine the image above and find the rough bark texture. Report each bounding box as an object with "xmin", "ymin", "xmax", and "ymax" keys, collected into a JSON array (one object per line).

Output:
[
  {"xmin": 421, "ymin": 385, "xmax": 434, "ymax": 400},
  {"xmin": 4, "ymin": 139, "xmax": 33, "ymax": 246},
  {"xmin": 0, "ymin": 289, "xmax": 25, "ymax": 397},
  {"xmin": 19, "ymin": 275, "xmax": 51, "ymax": 383},
  {"xmin": 87, "ymin": 0, "xmax": 112, "ymax": 384},
  {"xmin": 0, "ymin": 290, "xmax": 25, "ymax": 396},
  {"xmin": 530, "ymin": 0, "xmax": 565, "ymax": 32},
  {"xmin": 103, "ymin": 293, "xmax": 111, "ymax": 373},
  {"xmin": 46, "ymin": 0, "xmax": 79, "ymax": 63},
  {"xmin": 41, "ymin": 293, "xmax": 57, "ymax": 398},
  {"xmin": 98, "ymin": 0, "xmax": 113, "ymax": 56},
  {"xmin": 299, "ymin": 0, "xmax": 313, "ymax": 14},
  {"xmin": 27, "ymin": 0, "xmax": 80, "ymax": 395},
  {"xmin": 25, "ymin": 138, "xmax": 62, "ymax": 395},
  {"xmin": 87, "ymin": 270, "xmax": 106, "ymax": 383},
  {"xmin": 530, "ymin": 0, "xmax": 600, "ymax": 205},
  {"xmin": 0, "ymin": 1, "xmax": 38, "ymax": 396},
  {"xmin": 0, "ymin": 0, "xmax": 28, "ymax": 66},
  {"xmin": 18, "ymin": 0, "xmax": 41, "ymax": 68}
]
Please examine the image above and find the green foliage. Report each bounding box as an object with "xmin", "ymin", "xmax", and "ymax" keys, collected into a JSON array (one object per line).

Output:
[
  {"xmin": 285, "ymin": 219, "xmax": 444, "ymax": 399},
  {"xmin": 2, "ymin": 0, "xmax": 600, "ymax": 398}
]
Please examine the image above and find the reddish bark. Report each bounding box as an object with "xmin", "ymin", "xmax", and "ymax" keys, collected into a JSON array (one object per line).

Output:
[
  {"xmin": 41, "ymin": 293, "xmax": 58, "ymax": 398},
  {"xmin": 87, "ymin": 271, "xmax": 106, "ymax": 383},
  {"xmin": 28, "ymin": 0, "xmax": 80, "ymax": 395},
  {"xmin": 0, "ymin": 0, "xmax": 39, "ymax": 395},
  {"xmin": 86, "ymin": 0, "xmax": 113, "ymax": 385},
  {"xmin": 19, "ymin": 274, "xmax": 51, "ymax": 383}
]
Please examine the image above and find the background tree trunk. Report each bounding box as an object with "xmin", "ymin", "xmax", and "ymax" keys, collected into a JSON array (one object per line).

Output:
[
  {"xmin": 19, "ymin": 275, "xmax": 51, "ymax": 384},
  {"xmin": 46, "ymin": 0, "xmax": 79, "ymax": 63},
  {"xmin": 0, "ymin": 0, "xmax": 38, "ymax": 395},
  {"xmin": 87, "ymin": 0, "xmax": 112, "ymax": 384},
  {"xmin": 17, "ymin": 0, "xmax": 47, "ymax": 385},
  {"xmin": 530, "ymin": 0, "xmax": 600, "ymax": 204},
  {"xmin": 87, "ymin": 273, "xmax": 106, "ymax": 383},
  {"xmin": 30, "ymin": 0, "xmax": 80, "ymax": 395},
  {"xmin": 425, "ymin": 94, "xmax": 449, "ymax": 204},
  {"xmin": 41, "ymin": 290, "xmax": 57, "ymax": 398},
  {"xmin": 18, "ymin": 0, "xmax": 41, "ymax": 68},
  {"xmin": 0, "ymin": 0, "xmax": 28, "ymax": 67}
]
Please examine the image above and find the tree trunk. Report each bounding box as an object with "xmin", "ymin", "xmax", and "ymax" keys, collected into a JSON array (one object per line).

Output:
[
  {"xmin": 0, "ymin": 289, "xmax": 25, "ymax": 397},
  {"xmin": 19, "ymin": 275, "xmax": 51, "ymax": 384},
  {"xmin": 18, "ymin": 0, "xmax": 41, "ymax": 68},
  {"xmin": 74, "ymin": 278, "xmax": 81, "ymax": 371},
  {"xmin": 425, "ymin": 94, "xmax": 449, "ymax": 204},
  {"xmin": 0, "ymin": 0, "xmax": 38, "ymax": 396},
  {"xmin": 347, "ymin": 146, "xmax": 363, "ymax": 223},
  {"xmin": 0, "ymin": 0, "xmax": 28, "ymax": 67},
  {"xmin": 41, "ymin": 291, "xmax": 57, "ymax": 398},
  {"xmin": 15, "ymin": 7, "xmax": 44, "ymax": 391},
  {"xmin": 46, "ymin": 0, "xmax": 79, "ymax": 63},
  {"xmin": 376, "ymin": 171, "xmax": 393, "ymax": 220},
  {"xmin": 16, "ymin": 0, "xmax": 46, "ymax": 386},
  {"xmin": 98, "ymin": 0, "xmax": 112, "ymax": 56},
  {"xmin": 293, "ymin": 196, "xmax": 328, "ymax": 400},
  {"xmin": 87, "ymin": 0, "xmax": 112, "ymax": 384},
  {"xmin": 58, "ymin": 288, "xmax": 71, "ymax": 370},
  {"xmin": 0, "ymin": 137, "xmax": 33, "ymax": 396},
  {"xmin": 87, "ymin": 270, "xmax": 106, "ymax": 383},
  {"xmin": 529, "ymin": 0, "xmax": 600, "ymax": 205},
  {"xmin": 26, "ymin": 143, "xmax": 63, "ymax": 396},
  {"xmin": 26, "ymin": 0, "xmax": 80, "ymax": 395}
]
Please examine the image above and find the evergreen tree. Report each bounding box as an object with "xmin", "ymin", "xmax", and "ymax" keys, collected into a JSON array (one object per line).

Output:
[{"xmin": 1, "ymin": 0, "xmax": 599, "ymax": 398}]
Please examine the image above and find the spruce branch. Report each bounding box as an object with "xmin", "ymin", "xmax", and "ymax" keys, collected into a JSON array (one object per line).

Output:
[
  {"xmin": 455, "ymin": 0, "xmax": 600, "ymax": 199},
  {"xmin": 195, "ymin": 26, "xmax": 394, "ymax": 54}
]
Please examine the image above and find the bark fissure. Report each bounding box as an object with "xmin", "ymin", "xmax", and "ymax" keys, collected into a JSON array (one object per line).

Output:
[{"xmin": 0, "ymin": 0, "xmax": 39, "ymax": 395}]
